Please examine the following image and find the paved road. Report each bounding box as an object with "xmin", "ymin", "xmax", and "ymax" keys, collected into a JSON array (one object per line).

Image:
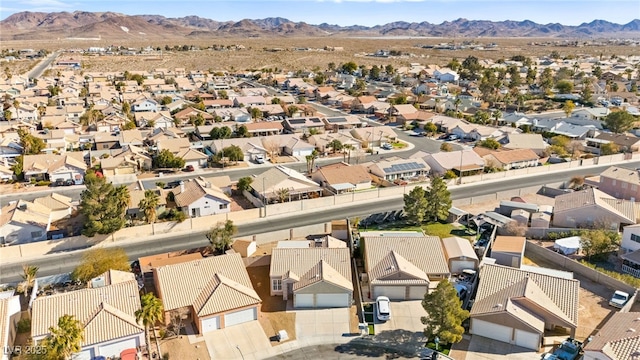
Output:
[
  {"xmin": 27, "ymin": 50, "xmax": 60, "ymax": 79},
  {"xmin": 0, "ymin": 161, "xmax": 634, "ymax": 283}
]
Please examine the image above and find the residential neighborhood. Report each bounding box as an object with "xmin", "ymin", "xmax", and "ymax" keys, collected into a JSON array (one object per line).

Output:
[{"xmin": 1, "ymin": 36, "xmax": 640, "ymax": 360}]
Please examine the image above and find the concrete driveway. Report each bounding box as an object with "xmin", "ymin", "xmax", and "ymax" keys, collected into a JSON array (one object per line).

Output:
[
  {"xmin": 203, "ymin": 320, "xmax": 277, "ymax": 359},
  {"xmin": 293, "ymin": 307, "xmax": 352, "ymax": 345},
  {"xmin": 374, "ymin": 300, "xmax": 426, "ymax": 333},
  {"xmin": 460, "ymin": 335, "xmax": 539, "ymax": 360}
]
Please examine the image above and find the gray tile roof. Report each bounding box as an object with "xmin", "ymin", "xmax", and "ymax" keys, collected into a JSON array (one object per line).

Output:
[
  {"xmin": 584, "ymin": 312, "xmax": 640, "ymax": 360},
  {"xmin": 270, "ymin": 248, "xmax": 352, "ymax": 291}
]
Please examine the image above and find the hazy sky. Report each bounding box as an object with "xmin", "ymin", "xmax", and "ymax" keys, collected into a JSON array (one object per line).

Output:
[{"xmin": 1, "ymin": 0, "xmax": 639, "ymax": 26}]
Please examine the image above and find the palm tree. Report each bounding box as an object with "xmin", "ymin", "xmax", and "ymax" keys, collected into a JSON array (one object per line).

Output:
[
  {"xmin": 138, "ymin": 190, "xmax": 160, "ymax": 224},
  {"xmin": 136, "ymin": 293, "xmax": 164, "ymax": 359},
  {"xmin": 434, "ymin": 98, "xmax": 441, "ymax": 113},
  {"xmin": 454, "ymin": 97, "xmax": 462, "ymax": 115},
  {"xmin": 17, "ymin": 264, "xmax": 38, "ymax": 299},
  {"xmin": 625, "ymin": 68, "xmax": 634, "ymax": 81},
  {"xmin": 112, "ymin": 185, "xmax": 130, "ymax": 211},
  {"xmin": 42, "ymin": 315, "xmax": 84, "ymax": 360},
  {"xmin": 343, "ymin": 144, "xmax": 354, "ymax": 163},
  {"xmin": 491, "ymin": 109, "xmax": 502, "ymax": 126},
  {"xmin": 275, "ymin": 188, "xmax": 290, "ymax": 203}
]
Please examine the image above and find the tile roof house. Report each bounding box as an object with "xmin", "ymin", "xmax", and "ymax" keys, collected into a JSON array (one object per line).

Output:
[
  {"xmin": 503, "ymin": 133, "xmax": 549, "ymax": 156},
  {"xmin": 170, "ymin": 178, "xmax": 230, "ymax": 218},
  {"xmin": 33, "ymin": 193, "xmax": 74, "ymax": 222},
  {"xmin": 477, "ymin": 148, "xmax": 540, "ymax": 170},
  {"xmin": 251, "ymin": 165, "xmax": 322, "ymax": 204},
  {"xmin": 553, "ymin": 188, "xmax": 636, "ymax": 229},
  {"xmin": 349, "ymin": 126, "xmax": 398, "ymax": 148},
  {"xmin": 311, "ymin": 162, "xmax": 372, "ymax": 193},
  {"xmin": 361, "ymin": 233, "xmax": 450, "ymax": 300},
  {"xmin": 307, "ymin": 132, "xmax": 361, "ymax": 153},
  {"xmin": 583, "ymin": 312, "xmax": 640, "ymax": 360},
  {"xmin": 31, "ymin": 271, "xmax": 145, "ymax": 360},
  {"xmin": 419, "ymin": 149, "xmax": 485, "ymax": 176},
  {"xmin": 587, "ymin": 133, "xmax": 640, "ymax": 154},
  {"xmin": 270, "ymin": 248, "xmax": 353, "ymax": 308},
  {"xmin": 469, "ymin": 264, "xmax": 579, "ymax": 350},
  {"xmin": 367, "ymin": 157, "xmax": 430, "ymax": 182},
  {"xmin": 22, "ymin": 153, "xmax": 86, "ymax": 183},
  {"xmin": 0, "ymin": 292, "xmax": 21, "ymax": 360},
  {"xmin": 597, "ymin": 166, "xmax": 640, "ymax": 201},
  {"xmin": 154, "ymin": 253, "xmax": 261, "ymax": 334}
]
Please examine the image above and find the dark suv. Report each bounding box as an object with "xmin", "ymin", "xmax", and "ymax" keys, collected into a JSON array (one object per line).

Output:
[{"xmin": 64, "ymin": 179, "xmax": 75, "ymax": 186}]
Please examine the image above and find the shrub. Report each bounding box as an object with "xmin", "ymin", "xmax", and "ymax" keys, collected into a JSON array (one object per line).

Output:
[
  {"xmin": 443, "ymin": 170, "xmax": 457, "ymax": 179},
  {"xmin": 36, "ymin": 180, "xmax": 51, "ymax": 186},
  {"xmin": 579, "ymin": 261, "xmax": 640, "ymax": 287},
  {"xmin": 17, "ymin": 318, "xmax": 31, "ymax": 333}
]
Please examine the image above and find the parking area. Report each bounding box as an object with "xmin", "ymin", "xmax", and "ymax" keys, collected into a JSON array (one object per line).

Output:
[
  {"xmin": 453, "ymin": 335, "xmax": 539, "ymax": 360},
  {"xmin": 292, "ymin": 307, "xmax": 352, "ymax": 345},
  {"xmin": 374, "ymin": 300, "xmax": 426, "ymax": 333}
]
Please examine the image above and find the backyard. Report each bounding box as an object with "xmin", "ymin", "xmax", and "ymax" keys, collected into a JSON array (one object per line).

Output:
[{"xmin": 362, "ymin": 221, "xmax": 475, "ymax": 241}]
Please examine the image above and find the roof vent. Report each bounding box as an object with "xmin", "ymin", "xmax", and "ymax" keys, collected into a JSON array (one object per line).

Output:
[{"xmin": 628, "ymin": 328, "xmax": 636, "ymax": 332}]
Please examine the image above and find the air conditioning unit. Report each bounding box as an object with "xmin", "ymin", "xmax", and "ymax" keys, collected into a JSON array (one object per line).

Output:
[{"xmin": 91, "ymin": 277, "xmax": 106, "ymax": 288}]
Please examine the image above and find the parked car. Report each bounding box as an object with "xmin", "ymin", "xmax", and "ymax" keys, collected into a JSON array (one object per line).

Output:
[
  {"xmin": 381, "ymin": 143, "xmax": 393, "ymax": 150},
  {"xmin": 183, "ymin": 165, "xmax": 195, "ymax": 172},
  {"xmin": 254, "ymin": 154, "xmax": 265, "ymax": 164},
  {"xmin": 447, "ymin": 134, "xmax": 459, "ymax": 141},
  {"xmin": 54, "ymin": 179, "xmax": 65, "ymax": 187},
  {"xmin": 541, "ymin": 337, "xmax": 583, "ymax": 360},
  {"xmin": 609, "ymin": 290, "xmax": 630, "ymax": 308},
  {"xmin": 376, "ymin": 296, "xmax": 391, "ymax": 321},
  {"xmin": 64, "ymin": 179, "xmax": 75, "ymax": 186}
]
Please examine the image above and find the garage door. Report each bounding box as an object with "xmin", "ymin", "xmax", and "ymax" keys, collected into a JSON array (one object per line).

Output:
[
  {"xmin": 98, "ymin": 337, "xmax": 138, "ymax": 357},
  {"xmin": 201, "ymin": 316, "xmax": 220, "ymax": 333},
  {"xmin": 514, "ymin": 329, "xmax": 540, "ymax": 350},
  {"xmin": 373, "ymin": 286, "xmax": 406, "ymax": 300},
  {"xmin": 224, "ymin": 308, "xmax": 257, "ymax": 327},
  {"xmin": 294, "ymin": 294, "xmax": 314, "ymax": 308},
  {"xmin": 408, "ymin": 286, "xmax": 428, "ymax": 300},
  {"xmin": 316, "ymin": 293, "xmax": 349, "ymax": 308},
  {"xmin": 451, "ymin": 261, "xmax": 477, "ymax": 274},
  {"xmin": 74, "ymin": 348, "xmax": 94, "ymax": 360},
  {"xmin": 470, "ymin": 319, "xmax": 512, "ymax": 343}
]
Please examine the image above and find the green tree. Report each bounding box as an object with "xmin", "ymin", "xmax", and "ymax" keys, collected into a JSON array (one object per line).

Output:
[
  {"xmin": 369, "ymin": 65, "xmax": 381, "ymax": 80},
  {"xmin": 592, "ymin": 65, "xmax": 603, "ymax": 78},
  {"xmin": 478, "ymin": 138, "xmax": 501, "ymax": 149},
  {"xmin": 313, "ymin": 74, "xmax": 326, "ymax": 85},
  {"xmin": 153, "ymin": 149, "xmax": 185, "ymax": 169},
  {"xmin": 138, "ymin": 190, "xmax": 160, "ymax": 224},
  {"xmin": 215, "ymin": 145, "xmax": 244, "ymax": 165},
  {"xmin": 71, "ymin": 248, "xmax": 130, "ymax": 282},
  {"xmin": 447, "ymin": 58, "xmax": 461, "ymax": 71},
  {"xmin": 11, "ymin": 155, "xmax": 23, "ymax": 180},
  {"xmin": 403, "ymin": 186, "xmax": 429, "ymax": 225},
  {"xmin": 275, "ymin": 187, "xmax": 290, "ymax": 202},
  {"xmin": 286, "ymin": 105, "xmax": 299, "ymax": 117},
  {"xmin": 424, "ymin": 122, "xmax": 437, "ymax": 136},
  {"xmin": 80, "ymin": 171, "xmax": 130, "ymax": 236},
  {"xmin": 160, "ymin": 96, "xmax": 173, "ymax": 105},
  {"xmin": 440, "ymin": 143, "xmax": 453, "ymax": 152},
  {"xmin": 600, "ymin": 142, "xmax": 619, "ymax": 155},
  {"xmin": 235, "ymin": 125, "xmax": 250, "ymax": 138},
  {"xmin": 425, "ymin": 176, "xmax": 451, "ymax": 222},
  {"xmin": 136, "ymin": 293, "xmax": 164, "ymax": 360},
  {"xmin": 250, "ymin": 107, "xmax": 262, "ymax": 120},
  {"xmin": 556, "ymin": 80, "xmax": 574, "ymax": 94},
  {"xmin": 328, "ymin": 139, "xmax": 343, "ymax": 153},
  {"xmin": 209, "ymin": 126, "xmax": 233, "ymax": 140},
  {"xmin": 17, "ymin": 128, "xmax": 45, "ymax": 155},
  {"xmin": 341, "ymin": 61, "xmax": 358, "ymax": 74},
  {"xmin": 539, "ymin": 68, "xmax": 555, "ymax": 92},
  {"xmin": 491, "ymin": 109, "xmax": 502, "ymax": 125},
  {"xmin": 3, "ymin": 109, "xmax": 11, "ymax": 122},
  {"xmin": 562, "ymin": 100, "xmax": 576, "ymax": 118},
  {"xmin": 580, "ymin": 229, "xmax": 620, "ymax": 261},
  {"xmin": 421, "ymin": 279, "xmax": 469, "ymax": 345},
  {"xmin": 206, "ymin": 220, "xmax": 237, "ymax": 253},
  {"xmin": 41, "ymin": 315, "xmax": 84, "ymax": 360},
  {"xmin": 237, "ymin": 176, "xmax": 253, "ymax": 193},
  {"xmin": 271, "ymin": 97, "xmax": 281, "ymax": 105},
  {"xmin": 17, "ymin": 264, "xmax": 39, "ymax": 299},
  {"xmin": 604, "ymin": 111, "xmax": 636, "ymax": 134}
]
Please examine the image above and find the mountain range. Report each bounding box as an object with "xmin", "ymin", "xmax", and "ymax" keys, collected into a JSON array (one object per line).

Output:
[{"xmin": 1, "ymin": 11, "xmax": 639, "ymax": 41}]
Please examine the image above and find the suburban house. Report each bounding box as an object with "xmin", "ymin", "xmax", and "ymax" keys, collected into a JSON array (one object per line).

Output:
[
  {"xmin": 0, "ymin": 292, "xmax": 20, "ymax": 360},
  {"xmin": 597, "ymin": 166, "xmax": 640, "ymax": 201},
  {"xmin": 350, "ymin": 127, "xmax": 398, "ymax": 148},
  {"xmin": 22, "ymin": 153, "xmax": 86, "ymax": 183},
  {"xmin": 367, "ymin": 158, "xmax": 430, "ymax": 182},
  {"xmin": 250, "ymin": 166, "xmax": 323, "ymax": 204},
  {"xmin": 127, "ymin": 187, "xmax": 167, "ymax": 220},
  {"xmin": 269, "ymin": 247, "xmax": 353, "ymax": 308},
  {"xmin": 31, "ymin": 271, "xmax": 145, "ymax": 360},
  {"xmin": 477, "ymin": 148, "xmax": 540, "ymax": 170},
  {"xmin": 0, "ymin": 200, "xmax": 51, "ymax": 245},
  {"xmin": 33, "ymin": 193, "xmax": 75, "ymax": 222},
  {"xmin": 490, "ymin": 236, "xmax": 527, "ymax": 268},
  {"xmin": 503, "ymin": 133, "xmax": 549, "ymax": 156},
  {"xmin": 620, "ymin": 224, "xmax": 640, "ymax": 278},
  {"xmin": 0, "ymin": 137, "xmax": 22, "ymax": 159},
  {"xmin": 322, "ymin": 116, "xmax": 363, "ymax": 131},
  {"xmin": 553, "ymin": 188, "xmax": 636, "ymax": 229},
  {"xmin": 308, "ymin": 132, "xmax": 361, "ymax": 154},
  {"xmin": 171, "ymin": 178, "xmax": 231, "ymax": 218},
  {"xmin": 131, "ymin": 98, "xmax": 159, "ymax": 112},
  {"xmin": 441, "ymin": 236, "xmax": 479, "ymax": 274},
  {"xmin": 361, "ymin": 233, "xmax": 450, "ymax": 300},
  {"xmin": 583, "ymin": 312, "xmax": 640, "ymax": 360},
  {"xmin": 281, "ymin": 117, "xmax": 326, "ymax": 134},
  {"xmin": 93, "ymin": 131, "xmax": 121, "ymax": 150},
  {"xmin": 154, "ymin": 253, "xmax": 261, "ymax": 334},
  {"xmin": 586, "ymin": 133, "xmax": 640, "ymax": 154},
  {"xmin": 210, "ymin": 137, "xmax": 267, "ymax": 163},
  {"xmin": 420, "ymin": 149, "xmax": 485, "ymax": 177},
  {"xmin": 469, "ymin": 264, "xmax": 579, "ymax": 351},
  {"xmin": 311, "ymin": 162, "xmax": 372, "ymax": 193},
  {"xmin": 283, "ymin": 137, "xmax": 316, "ymax": 157}
]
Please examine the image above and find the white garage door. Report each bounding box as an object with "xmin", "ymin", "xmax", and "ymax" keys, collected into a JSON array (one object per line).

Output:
[
  {"xmin": 408, "ymin": 286, "xmax": 428, "ymax": 300},
  {"xmin": 294, "ymin": 294, "xmax": 314, "ymax": 308},
  {"xmin": 451, "ymin": 261, "xmax": 477, "ymax": 274},
  {"xmin": 373, "ymin": 286, "xmax": 406, "ymax": 300},
  {"xmin": 74, "ymin": 348, "xmax": 94, "ymax": 360},
  {"xmin": 224, "ymin": 308, "xmax": 257, "ymax": 327},
  {"xmin": 316, "ymin": 293, "xmax": 349, "ymax": 308},
  {"xmin": 98, "ymin": 337, "xmax": 138, "ymax": 357},
  {"xmin": 471, "ymin": 319, "xmax": 512, "ymax": 343},
  {"xmin": 514, "ymin": 329, "xmax": 540, "ymax": 350},
  {"xmin": 201, "ymin": 316, "xmax": 220, "ymax": 333}
]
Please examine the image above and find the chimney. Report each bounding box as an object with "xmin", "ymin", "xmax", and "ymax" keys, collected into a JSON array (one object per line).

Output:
[{"xmin": 180, "ymin": 181, "xmax": 185, "ymax": 193}]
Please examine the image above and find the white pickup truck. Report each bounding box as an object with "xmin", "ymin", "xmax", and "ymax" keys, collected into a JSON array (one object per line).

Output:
[{"xmin": 609, "ymin": 290, "xmax": 630, "ymax": 308}]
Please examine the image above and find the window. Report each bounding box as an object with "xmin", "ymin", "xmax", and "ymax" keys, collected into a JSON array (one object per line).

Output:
[
  {"xmin": 31, "ymin": 231, "xmax": 42, "ymax": 239},
  {"xmin": 219, "ymin": 204, "xmax": 228, "ymax": 210},
  {"xmin": 632, "ymin": 184, "xmax": 637, "ymax": 191},
  {"xmin": 631, "ymin": 233, "xmax": 640, "ymax": 244},
  {"xmin": 102, "ymin": 144, "xmax": 109, "ymax": 149},
  {"xmin": 273, "ymin": 279, "xmax": 282, "ymax": 291},
  {"xmin": 613, "ymin": 180, "xmax": 617, "ymax": 186},
  {"xmin": 622, "ymin": 182, "xmax": 628, "ymax": 189}
]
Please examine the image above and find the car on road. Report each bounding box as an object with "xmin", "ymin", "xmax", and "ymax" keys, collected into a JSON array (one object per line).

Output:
[
  {"xmin": 609, "ymin": 290, "xmax": 630, "ymax": 308},
  {"xmin": 376, "ymin": 296, "xmax": 391, "ymax": 321}
]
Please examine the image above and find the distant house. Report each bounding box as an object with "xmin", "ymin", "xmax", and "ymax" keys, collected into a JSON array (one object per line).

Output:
[
  {"xmin": 131, "ymin": 98, "xmax": 159, "ymax": 113},
  {"xmin": 361, "ymin": 233, "xmax": 450, "ymax": 300},
  {"xmin": 367, "ymin": 158, "xmax": 430, "ymax": 182},
  {"xmin": 503, "ymin": 133, "xmax": 548, "ymax": 156},
  {"xmin": 469, "ymin": 264, "xmax": 579, "ymax": 350},
  {"xmin": 553, "ymin": 188, "xmax": 636, "ymax": 229},
  {"xmin": 420, "ymin": 149, "xmax": 485, "ymax": 177},
  {"xmin": 597, "ymin": 166, "xmax": 640, "ymax": 201},
  {"xmin": 583, "ymin": 312, "xmax": 640, "ymax": 360},
  {"xmin": 270, "ymin": 248, "xmax": 353, "ymax": 308},
  {"xmin": 31, "ymin": 271, "xmax": 145, "ymax": 360},
  {"xmin": 250, "ymin": 165, "xmax": 322, "ymax": 204},
  {"xmin": 22, "ymin": 153, "xmax": 86, "ymax": 183},
  {"xmin": 92, "ymin": 131, "xmax": 121, "ymax": 150},
  {"xmin": 154, "ymin": 253, "xmax": 261, "ymax": 334},
  {"xmin": 587, "ymin": 132, "xmax": 640, "ymax": 153},
  {"xmin": 281, "ymin": 117, "xmax": 325, "ymax": 134},
  {"xmin": 171, "ymin": 178, "xmax": 231, "ymax": 218},
  {"xmin": 349, "ymin": 126, "xmax": 398, "ymax": 147},
  {"xmin": 33, "ymin": 193, "xmax": 74, "ymax": 222},
  {"xmin": 478, "ymin": 149, "xmax": 540, "ymax": 170},
  {"xmin": 0, "ymin": 200, "xmax": 51, "ymax": 245},
  {"xmin": 311, "ymin": 162, "xmax": 372, "ymax": 193}
]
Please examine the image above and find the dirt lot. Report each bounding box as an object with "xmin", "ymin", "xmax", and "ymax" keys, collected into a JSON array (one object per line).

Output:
[
  {"xmin": 524, "ymin": 251, "xmax": 616, "ymax": 340},
  {"xmin": 159, "ymin": 336, "xmax": 210, "ymax": 360},
  {"xmin": 247, "ymin": 265, "xmax": 297, "ymax": 345}
]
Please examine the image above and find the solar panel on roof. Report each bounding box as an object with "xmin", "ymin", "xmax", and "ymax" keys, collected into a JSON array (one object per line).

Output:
[
  {"xmin": 289, "ymin": 119, "xmax": 306, "ymax": 124},
  {"xmin": 328, "ymin": 117, "xmax": 347, "ymax": 123},
  {"xmin": 310, "ymin": 118, "xmax": 322, "ymax": 123}
]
